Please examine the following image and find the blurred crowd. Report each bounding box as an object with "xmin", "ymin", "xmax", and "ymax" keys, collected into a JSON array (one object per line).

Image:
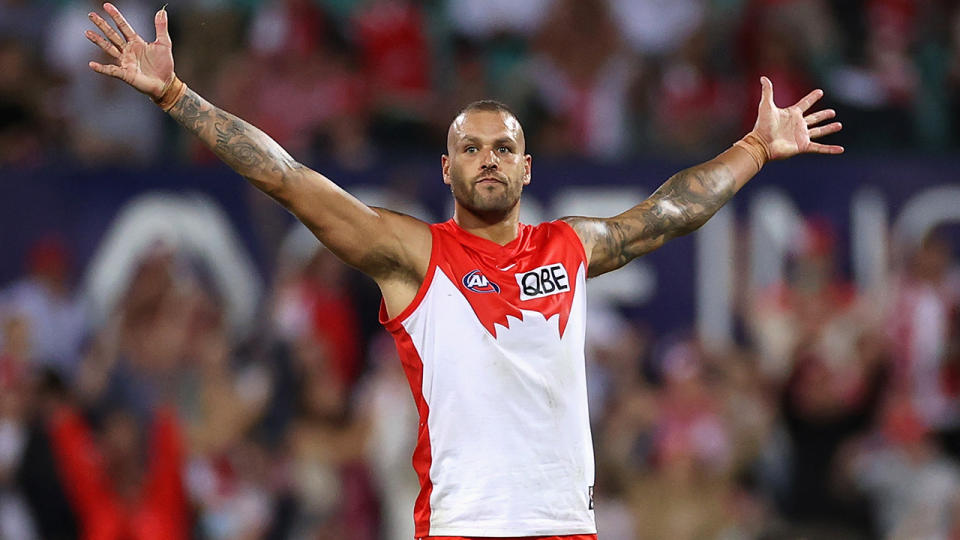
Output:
[
  {"xmin": 0, "ymin": 209, "xmax": 958, "ymax": 540},
  {"xmin": 3, "ymin": 1, "xmax": 960, "ymax": 540},
  {"xmin": 3, "ymin": 0, "xmax": 960, "ymax": 169}
]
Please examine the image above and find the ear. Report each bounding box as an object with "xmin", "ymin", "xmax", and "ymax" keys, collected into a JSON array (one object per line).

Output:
[
  {"xmin": 441, "ymin": 154, "xmax": 451, "ymax": 185},
  {"xmin": 522, "ymin": 154, "xmax": 532, "ymax": 186}
]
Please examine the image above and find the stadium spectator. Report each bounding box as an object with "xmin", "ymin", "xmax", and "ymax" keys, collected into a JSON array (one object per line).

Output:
[
  {"xmin": 46, "ymin": 0, "xmax": 162, "ymax": 164},
  {"xmin": 0, "ymin": 37, "xmax": 48, "ymax": 167},
  {"xmin": 213, "ymin": 42, "xmax": 369, "ymax": 168},
  {"xmin": 737, "ymin": 1, "xmax": 820, "ymax": 135},
  {"xmin": 188, "ymin": 436, "xmax": 277, "ymax": 540},
  {"xmin": 357, "ymin": 332, "xmax": 418, "ymax": 540},
  {"xmin": 176, "ymin": 288, "xmax": 271, "ymax": 458},
  {"xmin": 0, "ymin": 236, "xmax": 84, "ymax": 375},
  {"xmin": 849, "ymin": 393, "xmax": 960, "ymax": 539},
  {"xmin": 826, "ymin": 0, "xmax": 919, "ymax": 147},
  {"xmin": 608, "ymin": 0, "xmax": 706, "ymax": 59},
  {"xmin": 11, "ymin": 369, "xmax": 78, "ymax": 539},
  {"xmin": 48, "ymin": 404, "xmax": 188, "ymax": 540},
  {"xmin": 273, "ymin": 238, "xmax": 363, "ymax": 389},
  {"xmin": 212, "ymin": 0, "xmax": 374, "ymax": 167},
  {"xmin": 776, "ymin": 328, "xmax": 889, "ymax": 536},
  {"xmin": 0, "ymin": 314, "xmax": 36, "ymax": 540},
  {"xmin": 445, "ymin": 0, "xmax": 551, "ymax": 41},
  {"xmin": 282, "ymin": 328, "xmax": 377, "ymax": 539},
  {"xmin": 352, "ymin": 0, "xmax": 434, "ymax": 147},
  {"xmin": 527, "ymin": 0, "xmax": 639, "ymax": 159},
  {"xmin": 166, "ymin": 0, "xmax": 245, "ymax": 99},
  {"xmin": 887, "ymin": 231, "xmax": 960, "ymax": 438},
  {"xmin": 648, "ymin": 27, "xmax": 741, "ymax": 155},
  {"xmin": 748, "ymin": 218, "xmax": 858, "ymax": 382}
]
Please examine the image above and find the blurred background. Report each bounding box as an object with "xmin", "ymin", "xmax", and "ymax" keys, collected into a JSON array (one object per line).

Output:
[{"xmin": 1, "ymin": 0, "xmax": 960, "ymax": 538}]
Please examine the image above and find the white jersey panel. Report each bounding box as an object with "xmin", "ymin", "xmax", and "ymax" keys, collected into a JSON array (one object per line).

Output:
[{"xmin": 400, "ymin": 264, "xmax": 595, "ymax": 537}]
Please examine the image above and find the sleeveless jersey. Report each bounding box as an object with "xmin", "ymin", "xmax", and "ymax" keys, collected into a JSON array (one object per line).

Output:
[{"xmin": 380, "ymin": 219, "xmax": 596, "ymax": 538}]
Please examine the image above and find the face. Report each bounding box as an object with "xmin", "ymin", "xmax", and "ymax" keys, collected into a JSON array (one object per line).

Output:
[{"xmin": 442, "ymin": 110, "xmax": 531, "ymax": 217}]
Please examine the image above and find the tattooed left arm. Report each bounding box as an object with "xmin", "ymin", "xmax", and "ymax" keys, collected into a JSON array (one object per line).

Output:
[
  {"xmin": 563, "ymin": 144, "xmax": 753, "ymax": 277},
  {"xmin": 564, "ymin": 77, "xmax": 844, "ymax": 277}
]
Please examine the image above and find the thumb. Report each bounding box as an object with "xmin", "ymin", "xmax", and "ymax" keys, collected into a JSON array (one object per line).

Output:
[
  {"xmin": 759, "ymin": 76, "xmax": 774, "ymax": 107},
  {"xmin": 155, "ymin": 6, "xmax": 171, "ymax": 46}
]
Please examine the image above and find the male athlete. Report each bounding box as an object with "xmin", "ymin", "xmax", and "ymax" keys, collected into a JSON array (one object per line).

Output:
[{"xmin": 84, "ymin": 4, "xmax": 843, "ymax": 539}]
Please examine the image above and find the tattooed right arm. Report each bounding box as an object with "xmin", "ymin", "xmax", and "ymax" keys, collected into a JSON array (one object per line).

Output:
[
  {"xmin": 165, "ymin": 89, "xmax": 431, "ymax": 283},
  {"xmin": 84, "ymin": 4, "xmax": 431, "ymax": 314},
  {"xmin": 168, "ymin": 89, "xmax": 299, "ymax": 198}
]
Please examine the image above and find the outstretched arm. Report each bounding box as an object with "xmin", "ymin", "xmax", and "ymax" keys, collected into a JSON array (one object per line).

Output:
[
  {"xmin": 564, "ymin": 77, "xmax": 843, "ymax": 277},
  {"xmin": 84, "ymin": 4, "xmax": 430, "ymax": 285}
]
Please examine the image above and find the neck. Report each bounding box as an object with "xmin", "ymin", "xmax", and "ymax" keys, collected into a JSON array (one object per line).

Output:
[{"xmin": 453, "ymin": 203, "xmax": 521, "ymax": 246}]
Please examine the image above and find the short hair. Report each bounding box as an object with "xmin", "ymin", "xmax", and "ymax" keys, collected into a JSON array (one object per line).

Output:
[
  {"xmin": 458, "ymin": 100, "xmax": 519, "ymax": 122},
  {"xmin": 448, "ymin": 100, "xmax": 526, "ymax": 154}
]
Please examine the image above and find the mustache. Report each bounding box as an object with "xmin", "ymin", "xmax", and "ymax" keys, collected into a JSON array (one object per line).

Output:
[{"xmin": 474, "ymin": 172, "xmax": 507, "ymax": 183}]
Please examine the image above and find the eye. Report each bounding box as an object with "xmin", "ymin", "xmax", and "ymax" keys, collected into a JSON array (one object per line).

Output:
[
  {"xmin": 498, "ymin": 146, "xmax": 511, "ymax": 153},
  {"xmin": 465, "ymin": 146, "xmax": 478, "ymax": 153}
]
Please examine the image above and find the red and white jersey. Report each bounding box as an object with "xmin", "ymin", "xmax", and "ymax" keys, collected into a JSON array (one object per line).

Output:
[{"xmin": 380, "ymin": 219, "xmax": 596, "ymax": 538}]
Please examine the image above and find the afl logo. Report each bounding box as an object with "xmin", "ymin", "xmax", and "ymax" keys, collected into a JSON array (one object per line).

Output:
[{"xmin": 462, "ymin": 270, "xmax": 501, "ymax": 293}]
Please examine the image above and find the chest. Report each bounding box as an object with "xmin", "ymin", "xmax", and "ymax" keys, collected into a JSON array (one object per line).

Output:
[{"xmin": 431, "ymin": 237, "xmax": 584, "ymax": 339}]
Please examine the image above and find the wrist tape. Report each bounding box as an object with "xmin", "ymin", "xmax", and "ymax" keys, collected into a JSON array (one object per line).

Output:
[
  {"xmin": 153, "ymin": 76, "xmax": 186, "ymax": 112},
  {"xmin": 732, "ymin": 133, "xmax": 771, "ymax": 172}
]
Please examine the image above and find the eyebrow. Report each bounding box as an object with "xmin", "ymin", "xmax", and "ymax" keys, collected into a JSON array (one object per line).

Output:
[{"xmin": 459, "ymin": 136, "xmax": 517, "ymax": 147}]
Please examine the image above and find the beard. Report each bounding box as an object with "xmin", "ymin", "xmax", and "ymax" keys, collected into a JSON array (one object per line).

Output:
[{"xmin": 449, "ymin": 169, "xmax": 523, "ymax": 216}]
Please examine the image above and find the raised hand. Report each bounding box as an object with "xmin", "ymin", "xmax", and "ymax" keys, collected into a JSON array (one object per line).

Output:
[
  {"xmin": 85, "ymin": 3, "xmax": 175, "ymax": 101},
  {"xmin": 751, "ymin": 76, "xmax": 844, "ymax": 160}
]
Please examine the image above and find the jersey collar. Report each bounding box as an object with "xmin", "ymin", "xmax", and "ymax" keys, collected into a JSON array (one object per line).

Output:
[{"xmin": 444, "ymin": 218, "xmax": 532, "ymax": 256}]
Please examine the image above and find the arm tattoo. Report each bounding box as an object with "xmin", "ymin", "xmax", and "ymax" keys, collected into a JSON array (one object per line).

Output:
[
  {"xmin": 168, "ymin": 89, "xmax": 302, "ymax": 198},
  {"xmin": 567, "ymin": 160, "xmax": 736, "ymax": 276},
  {"xmin": 166, "ymin": 90, "xmax": 424, "ymax": 282}
]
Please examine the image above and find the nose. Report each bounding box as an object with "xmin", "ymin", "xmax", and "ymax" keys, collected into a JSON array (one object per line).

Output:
[{"xmin": 481, "ymin": 149, "xmax": 499, "ymax": 169}]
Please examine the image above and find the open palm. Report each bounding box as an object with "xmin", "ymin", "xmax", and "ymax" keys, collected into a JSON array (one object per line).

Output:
[
  {"xmin": 85, "ymin": 2, "xmax": 174, "ymax": 100},
  {"xmin": 752, "ymin": 76, "xmax": 843, "ymax": 160}
]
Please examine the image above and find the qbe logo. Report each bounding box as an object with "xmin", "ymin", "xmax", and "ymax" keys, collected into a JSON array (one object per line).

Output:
[
  {"xmin": 462, "ymin": 270, "xmax": 501, "ymax": 293},
  {"xmin": 515, "ymin": 263, "xmax": 569, "ymax": 301}
]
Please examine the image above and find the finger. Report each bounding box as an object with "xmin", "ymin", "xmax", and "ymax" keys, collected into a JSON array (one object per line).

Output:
[
  {"xmin": 104, "ymin": 2, "xmax": 139, "ymax": 42},
  {"xmin": 794, "ymin": 88, "xmax": 824, "ymax": 113},
  {"xmin": 154, "ymin": 7, "xmax": 171, "ymax": 46},
  {"xmin": 807, "ymin": 142, "xmax": 845, "ymax": 154},
  {"xmin": 805, "ymin": 109, "xmax": 835, "ymax": 126},
  {"xmin": 85, "ymin": 29, "xmax": 121, "ymax": 59},
  {"xmin": 88, "ymin": 61, "xmax": 125, "ymax": 80},
  {"xmin": 89, "ymin": 12, "xmax": 126, "ymax": 49},
  {"xmin": 809, "ymin": 121, "xmax": 842, "ymax": 139},
  {"xmin": 760, "ymin": 76, "xmax": 774, "ymax": 107}
]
